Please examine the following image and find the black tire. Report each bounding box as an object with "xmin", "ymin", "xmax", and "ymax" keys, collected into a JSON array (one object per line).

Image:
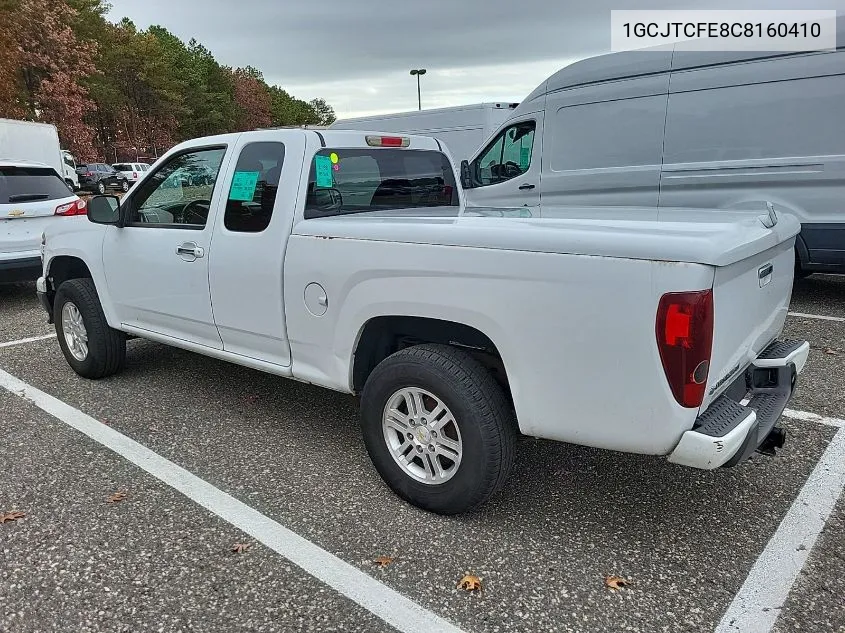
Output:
[
  {"xmin": 121, "ymin": 179, "xmax": 129, "ymax": 192},
  {"xmin": 65, "ymin": 179, "xmax": 75, "ymax": 192},
  {"xmin": 54, "ymin": 278, "xmax": 126, "ymax": 379},
  {"xmin": 96, "ymin": 181, "xmax": 106, "ymax": 195},
  {"xmin": 360, "ymin": 344, "xmax": 516, "ymax": 515}
]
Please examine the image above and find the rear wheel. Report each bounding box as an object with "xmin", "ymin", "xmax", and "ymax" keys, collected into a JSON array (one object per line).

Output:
[
  {"xmin": 360, "ymin": 344, "xmax": 516, "ymax": 515},
  {"xmin": 121, "ymin": 179, "xmax": 129, "ymax": 192},
  {"xmin": 96, "ymin": 181, "xmax": 106, "ymax": 195},
  {"xmin": 54, "ymin": 278, "xmax": 126, "ymax": 379}
]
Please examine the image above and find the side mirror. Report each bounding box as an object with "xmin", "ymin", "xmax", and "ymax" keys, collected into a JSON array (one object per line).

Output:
[
  {"xmin": 88, "ymin": 195, "xmax": 121, "ymax": 225},
  {"xmin": 460, "ymin": 160, "xmax": 473, "ymax": 189}
]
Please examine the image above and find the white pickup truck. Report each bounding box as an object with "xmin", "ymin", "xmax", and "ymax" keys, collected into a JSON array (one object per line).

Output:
[{"xmin": 36, "ymin": 129, "xmax": 809, "ymax": 514}]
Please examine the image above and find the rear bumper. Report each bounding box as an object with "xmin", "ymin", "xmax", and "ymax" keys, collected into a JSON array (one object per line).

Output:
[
  {"xmin": 0, "ymin": 256, "xmax": 42, "ymax": 283},
  {"xmin": 668, "ymin": 339, "xmax": 809, "ymax": 470}
]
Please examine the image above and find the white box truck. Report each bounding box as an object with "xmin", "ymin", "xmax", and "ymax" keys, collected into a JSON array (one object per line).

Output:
[
  {"xmin": 0, "ymin": 118, "xmax": 78, "ymax": 191},
  {"xmin": 331, "ymin": 103, "xmax": 517, "ymax": 164}
]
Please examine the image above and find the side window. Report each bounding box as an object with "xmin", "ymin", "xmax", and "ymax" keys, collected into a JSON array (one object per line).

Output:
[
  {"xmin": 472, "ymin": 121, "xmax": 536, "ymax": 186},
  {"xmin": 224, "ymin": 142, "xmax": 285, "ymax": 233},
  {"xmin": 126, "ymin": 147, "xmax": 226, "ymax": 228}
]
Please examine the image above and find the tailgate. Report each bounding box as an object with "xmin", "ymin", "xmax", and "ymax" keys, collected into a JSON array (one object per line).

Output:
[{"xmin": 703, "ymin": 239, "xmax": 796, "ymax": 408}]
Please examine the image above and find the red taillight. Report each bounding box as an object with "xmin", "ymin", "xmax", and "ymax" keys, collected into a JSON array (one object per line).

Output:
[
  {"xmin": 85, "ymin": 171, "xmax": 94, "ymax": 176},
  {"xmin": 55, "ymin": 199, "xmax": 87, "ymax": 216},
  {"xmin": 656, "ymin": 290, "xmax": 714, "ymax": 408}
]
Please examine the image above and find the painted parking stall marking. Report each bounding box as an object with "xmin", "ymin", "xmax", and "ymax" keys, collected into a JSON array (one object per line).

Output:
[
  {"xmin": 788, "ymin": 311, "xmax": 845, "ymax": 323},
  {"xmin": 0, "ymin": 333, "xmax": 56, "ymax": 349},
  {"xmin": 0, "ymin": 367, "xmax": 465, "ymax": 633},
  {"xmin": 717, "ymin": 424, "xmax": 845, "ymax": 633}
]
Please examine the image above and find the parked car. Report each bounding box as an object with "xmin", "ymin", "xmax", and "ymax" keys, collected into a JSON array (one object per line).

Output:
[
  {"xmin": 0, "ymin": 160, "xmax": 87, "ymax": 283},
  {"xmin": 112, "ymin": 162, "xmax": 151, "ymax": 184},
  {"xmin": 459, "ymin": 15, "xmax": 845, "ymax": 276},
  {"xmin": 76, "ymin": 163, "xmax": 129, "ymax": 194},
  {"xmin": 37, "ymin": 129, "xmax": 807, "ymax": 515}
]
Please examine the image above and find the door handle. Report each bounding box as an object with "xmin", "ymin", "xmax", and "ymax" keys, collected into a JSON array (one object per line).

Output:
[
  {"xmin": 176, "ymin": 242, "xmax": 204, "ymax": 259},
  {"xmin": 518, "ymin": 183, "xmax": 536, "ymax": 190}
]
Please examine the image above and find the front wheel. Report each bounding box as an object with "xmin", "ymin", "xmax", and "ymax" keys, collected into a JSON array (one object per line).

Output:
[
  {"xmin": 121, "ymin": 179, "xmax": 129, "ymax": 192},
  {"xmin": 54, "ymin": 278, "xmax": 126, "ymax": 379},
  {"xmin": 97, "ymin": 181, "xmax": 106, "ymax": 195},
  {"xmin": 360, "ymin": 344, "xmax": 516, "ymax": 515}
]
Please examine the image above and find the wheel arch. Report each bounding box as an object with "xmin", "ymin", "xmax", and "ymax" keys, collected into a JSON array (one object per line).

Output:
[{"xmin": 351, "ymin": 315, "xmax": 513, "ymax": 408}]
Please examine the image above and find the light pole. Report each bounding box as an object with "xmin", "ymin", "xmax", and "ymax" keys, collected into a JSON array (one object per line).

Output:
[{"xmin": 410, "ymin": 68, "xmax": 426, "ymax": 110}]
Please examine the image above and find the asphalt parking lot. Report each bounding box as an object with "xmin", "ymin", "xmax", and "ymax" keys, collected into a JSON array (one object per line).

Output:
[{"xmin": 1, "ymin": 275, "xmax": 843, "ymax": 633}]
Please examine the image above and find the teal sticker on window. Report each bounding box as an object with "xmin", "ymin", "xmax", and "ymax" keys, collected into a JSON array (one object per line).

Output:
[
  {"xmin": 519, "ymin": 147, "xmax": 531, "ymax": 170},
  {"xmin": 315, "ymin": 155, "xmax": 333, "ymax": 188},
  {"xmin": 229, "ymin": 171, "xmax": 260, "ymax": 201}
]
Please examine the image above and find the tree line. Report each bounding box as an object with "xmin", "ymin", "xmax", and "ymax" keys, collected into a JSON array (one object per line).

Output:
[{"xmin": 0, "ymin": 0, "xmax": 337, "ymax": 162}]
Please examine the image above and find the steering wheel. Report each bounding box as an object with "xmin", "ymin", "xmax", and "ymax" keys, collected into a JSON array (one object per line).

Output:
[{"xmin": 180, "ymin": 199, "xmax": 210, "ymax": 224}]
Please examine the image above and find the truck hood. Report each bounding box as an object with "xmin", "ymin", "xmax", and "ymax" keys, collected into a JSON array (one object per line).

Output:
[{"xmin": 295, "ymin": 205, "xmax": 800, "ymax": 267}]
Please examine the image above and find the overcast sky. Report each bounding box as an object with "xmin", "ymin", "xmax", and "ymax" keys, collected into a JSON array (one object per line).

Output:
[{"xmin": 106, "ymin": 0, "xmax": 844, "ymax": 119}]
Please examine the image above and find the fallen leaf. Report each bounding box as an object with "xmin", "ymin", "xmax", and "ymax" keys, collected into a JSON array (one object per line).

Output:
[
  {"xmin": 457, "ymin": 574, "xmax": 482, "ymax": 592},
  {"xmin": 231, "ymin": 542, "xmax": 252, "ymax": 554},
  {"xmin": 605, "ymin": 575, "xmax": 629, "ymax": 590},
  {"xmin": 0, "ymin": 511, "xmax": 26, "ymax": 524},
  {"xmin": 824, "ymin": 348, "xmax": 838, "ymax": 355},
  {"xmin": 373, "ymin": 555, "xmax": 395, "ymax": 568},
  {"xmin": 106, "ymin": 492, "xmax": 127, "ymax": 504}
]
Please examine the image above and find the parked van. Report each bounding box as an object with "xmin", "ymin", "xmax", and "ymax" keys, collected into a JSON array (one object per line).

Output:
[
  {"xmin": 332, "ymin": 103, "xmax": 518, "ymax": 164},
  {"xmin": 460, "ymin": 18, "xmax": 845, "ymax": 275}
]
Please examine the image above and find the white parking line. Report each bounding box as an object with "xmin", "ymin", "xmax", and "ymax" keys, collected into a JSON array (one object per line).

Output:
[
  {"xmin": 783, "ymin": 408, "xmax": 844, "ymax": 429},
  {"xmin": 0, "ymin": 368, "xmax": 464, "ymax": 633},
  {"xmin": 0, "ymin": 333, "xmax": 56, "ymax": 349},
  {"xmin": 716, "ymin": 425, "xmax": 845, "ymax": 633},
  {"xmin": 788, "ymin": 311, "xmax": 845, "ymax": 323}
]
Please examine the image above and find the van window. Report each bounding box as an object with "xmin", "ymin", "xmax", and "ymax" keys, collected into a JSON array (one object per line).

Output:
[
  {"xmin": 0, "ymin": 166, "xmax": 71, "ymax": 204},
  {"xmin": 472, "ymin": 122, "xmax": 536, "ymax": 186},
  {"xmin": 549, "ymin": 96, "xmax": 667, "ymax": 171},
  {"xmin": 664, "ymin": 75, "xmax": 845, "ymax": 164},
  {"xmin": 304, "ymin": 149, "xmax": 457, "ymax": 219},
  {"xmin": 224, "ymin": 142, "xmax": 285, "ymax": 233}
]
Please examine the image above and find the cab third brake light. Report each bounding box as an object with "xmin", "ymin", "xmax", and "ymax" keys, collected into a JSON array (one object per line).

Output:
[{"xmin": 365, "ymin": 135, "xmax": 410, "ymax": 148}]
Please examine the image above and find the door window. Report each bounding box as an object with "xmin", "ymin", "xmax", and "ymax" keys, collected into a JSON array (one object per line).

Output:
[
  {"xmin": 224, "ymin": 142, "xmax": 285, "ymax": 233},
  {"xmin": 126, "ymin": 147, "xmax": 226, "ymax": 228},
  {"xmin": 471, "ymin": 121, "xmax": 536, "ymax": 186}
]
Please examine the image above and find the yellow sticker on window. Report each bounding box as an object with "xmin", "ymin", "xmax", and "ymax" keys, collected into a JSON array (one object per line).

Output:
[{"xmin": 329, "ymin": 152, "xmax": 339, "ymax": 164}]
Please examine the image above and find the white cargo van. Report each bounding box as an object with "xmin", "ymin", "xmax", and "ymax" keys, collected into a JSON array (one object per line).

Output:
[
  {"xmin": 0, "ymin": 119, "xmax": 78, "ymax": 191},
  {"xmin": 331, "ymin": 103, "xmax": 517, "ymax": 163},
  {"xmin": 459, "ymin": 17, "xmax": 845, "ymax": 276}
]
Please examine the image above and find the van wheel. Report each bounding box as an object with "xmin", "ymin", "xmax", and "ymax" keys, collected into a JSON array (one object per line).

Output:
[
  {"xmin": 65, "ymin": 179, "xmax": 74, "ymax": 192},
  {"xmin": 54, "ymin": 278, "xmax": 126, "ymax": 379},
  {"xmin": 97, "ymin": 182, "xmax": 106, "ymax": 195},
  {"xmin": 360, "ymin": 344, "xmax": 516, "ymax": 515},
  {"xmin": 795, "ymin": 255, "xmax": 811, "ymax": 280}
]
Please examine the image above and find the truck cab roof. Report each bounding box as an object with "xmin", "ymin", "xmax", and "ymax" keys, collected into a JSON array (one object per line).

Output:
[{"xmin": 167, "ymin": 129, "xmax": 445, "ymax": 155}]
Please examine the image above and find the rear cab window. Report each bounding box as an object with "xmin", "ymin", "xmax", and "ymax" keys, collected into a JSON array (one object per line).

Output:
[
  {"xmin": 304, "ymin": 148, "xmax": 457, "ymax": 219},
  {"xmin": 0, "ymin": 166, "xmax": 72, "ymax": 204}
]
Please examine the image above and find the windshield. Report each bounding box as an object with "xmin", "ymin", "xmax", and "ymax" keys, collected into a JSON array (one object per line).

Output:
[
  {"xmin": 0, "ymin": 166, "xmax": 71, "ymax": 204},
  {"xmin": 304, "ymin": 148, "xmax": 457, "ymax": 218}
]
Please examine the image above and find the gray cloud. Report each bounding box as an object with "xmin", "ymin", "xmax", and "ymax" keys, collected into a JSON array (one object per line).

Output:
[{"xmin": 107, "ymin": 0, "xmax": 845, "ymax": 117}]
